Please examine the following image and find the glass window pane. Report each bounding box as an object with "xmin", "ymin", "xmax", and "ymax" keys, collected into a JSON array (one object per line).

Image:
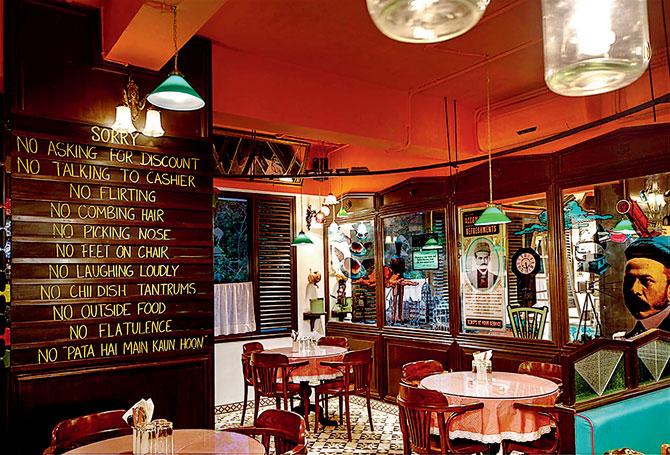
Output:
[
  {"xmin": 213, "ymin": 197, "xmax": 250, "ymax": 284},
  {"xmin": 459, "ymin": 195, "xmax": 552, "ymax": 340},
  {"xmin": 328, "ymin": 220, "xmax": 376, "ymax": 324},
  {"xmin": 563, "ymin": 173, "xmax": 670, "ymax": 342},
  {"xmin": 382, "ymin": 210, "xmax": 449, "ymax": 331}
]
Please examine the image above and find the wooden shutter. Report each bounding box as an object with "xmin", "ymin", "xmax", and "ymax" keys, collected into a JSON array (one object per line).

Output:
[{"xmin": 254, "ymin": 196, "xmax": 296, "ymax": 334}]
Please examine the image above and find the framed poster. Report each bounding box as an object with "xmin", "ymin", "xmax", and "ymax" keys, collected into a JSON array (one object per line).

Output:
[{"xmin": 460, "ymin": 208, "xmax": 507, "ymax": 331}]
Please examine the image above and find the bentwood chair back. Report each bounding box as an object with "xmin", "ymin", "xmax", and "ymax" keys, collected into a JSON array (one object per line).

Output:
[
  {"xmin": 228, "ymin": 409, "xmax": 306, "ymax": 455},
  {"xmin": 317, "ymin": 336, "xmax": 349, "ymax": 349},
  {"xmin": 400, "ymin": 360, "xmax": 444, "ymax": 387},
  {"xmin": 43, "ymin": 409, "xmax": 130, "ymax": 454},
  {"xmin": 313, "ymin": 348, "xmax": 374, "ymax": 440},
  {"xmin": 502, "ymin": 402, "xmax": 564, "ymax": 454},
  {"xmin": 250, "ymin": 352, "xmax": 310, "ymax": 430},
  {"xmin": 518, "ymin": 361, "xmax": 563, "ymax": 386},
  {"xmin": 241, "ymin": 342, "xmax": 264, "ymax": 424},
  {"xmin": 397, "ymin": 384, "xmax": 488, "ymax": 455}
]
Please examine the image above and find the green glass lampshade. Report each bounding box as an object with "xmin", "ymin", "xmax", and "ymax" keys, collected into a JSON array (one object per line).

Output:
[
  {"xmin": 336, "ymin": 206, "xmax": 349, "ymax": 217},
  {"xmin": 612, "ymin": 218, "xmax": 637, "ymax": 235},
  {"xmin": 423, "ymin": 237, "xmax": 441, "ymax": 250},
  {"xmin": 147, "ymin": 72, "xmax": 205, "ymax": 111},
  {"xmin": 292, "ymin": 230, "xmax": 313, "ymax": 245},
  {"xmin": 474, "ymin": 205, "xmax": 512, "ymax": 226}
]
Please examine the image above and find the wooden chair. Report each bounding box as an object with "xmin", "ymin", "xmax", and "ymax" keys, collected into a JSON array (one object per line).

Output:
[
  {"xmin": 507, "ymin": 305, "xmax": 548, "ymax": 339},
  {"xmin": 316, "ymin": 336, "xmax": 349, "ymax": 415},
  {"xmin": 397, "ymin": 383, "xmax": 488, "ymax": 455},
  {"xmin": 313, "ymin": 348, "xmax": 373, "ymax": 440},
  {"xmin": 502, "ymin": 402, "xmax": 565, "ymax": 454},
  {"xmin": 250, "ymin": 352, "xmax": 310, "ymax": 431},
  {"xmin": 241, "ymin": 342, "xmax": 264, "ymax": 425},
  {"xmin": 401, "ymin": 360, "xmax": 444, "ymax": 387},
  {"xmin": 317, "ymin": 336, "xmax": 349, "ymax": 348},
  {"xmin": 518, "ymin": 361, "xmax": 562, "ymax": 386},
  {"xmin": 43, "ymin": 409, "xmax": 130, "ymax": 454},
  {"xmin": 228, "ymin": 409, "xmax": 306, "ymax": 454}
]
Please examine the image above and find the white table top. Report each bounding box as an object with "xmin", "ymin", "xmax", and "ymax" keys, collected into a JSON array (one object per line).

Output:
[
  {"xmin": 65, "ymin": 429, "xmax": 265, "ymax": 454},
  {"xmin": 265, "ymin": 345, "xmax": 347, "ymax": 359},
  {"xmin": 420, "ymin": 371, "xmax": 559, "ymax": 400}
]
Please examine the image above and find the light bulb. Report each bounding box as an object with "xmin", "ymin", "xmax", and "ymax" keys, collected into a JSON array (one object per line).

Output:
[
  {"xmin": 320, "ymin": 205, "xmax": 331, "ymax": 216},
  {"xmin": 570, "ymin": 0, "xmax": 616, "ymax": 56}
]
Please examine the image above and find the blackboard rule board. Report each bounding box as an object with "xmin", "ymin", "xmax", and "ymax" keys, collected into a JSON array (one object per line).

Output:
[{"xmin": 9, "ymin": 126, "xmax": 214, "ymax": 372}]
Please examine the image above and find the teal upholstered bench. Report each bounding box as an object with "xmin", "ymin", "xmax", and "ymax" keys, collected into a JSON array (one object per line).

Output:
[{"xmin": 575, "ymin": 387, "xmax": 670, "ymax": 455}]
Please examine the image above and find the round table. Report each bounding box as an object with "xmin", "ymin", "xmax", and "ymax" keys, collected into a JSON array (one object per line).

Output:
[
  {"xmin": 265, "ymin": 345, "xmax": 347, "ymax": 426},
  {"xmin": 265, "ymin": 345, "xmax": 347, "ymax": 383},
  {"xmin": 65, "ymin": 429, "xmax": 265, "ymax": 454},
  {"xmin": 420, "ymin": 371, "xmax": 560, "ymax": 444}
]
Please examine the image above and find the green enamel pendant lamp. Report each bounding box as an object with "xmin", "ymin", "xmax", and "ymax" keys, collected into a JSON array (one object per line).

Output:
[
  {"xmin": 148, "ymin": 72, "xmax": 204, "ymax": 111},
  {"xmin": 292, "ymin": 230, "xmax": 313, "ymax": 245},
  {"xmin": 147, "ymin": 5, "xmax": 204, "ymax": 112},
  {"xmin": 474, "ymin": 64, "xmax": 511, "ymax": 227},
  {"xmin": 475, "ymin": 205, "xmax": 511, "ymax": 226}
]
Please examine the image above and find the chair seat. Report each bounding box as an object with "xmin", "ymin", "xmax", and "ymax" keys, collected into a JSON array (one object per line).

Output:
[
  {"xmin": 315, "ymin": 379, "xmax": 355, "ymax": 395},
  {"xmin": 504, "ymin": 430, "xmax": 558, "ymax": 454},
  {"xmin": 276, "ymin": 381, "xmax": 303, "ymax": 395}
]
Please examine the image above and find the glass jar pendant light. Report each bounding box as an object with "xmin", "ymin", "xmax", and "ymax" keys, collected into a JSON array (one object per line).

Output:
[
  {"xmin": 147, "ymin": 5, "xmax": 205, "ymax": 111},
  {"xmin": 366, "ymin": 0, "xmax": 490, "ymax": 43},
  {"xmin": 541, "ymin": 0, "xmax": 650, "ymax": 97}
]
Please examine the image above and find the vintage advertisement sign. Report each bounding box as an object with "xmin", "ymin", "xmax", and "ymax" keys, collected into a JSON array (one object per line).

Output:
[{"xmin": 460, "ymin": 208, "xmax": 506, "ymax": 330}]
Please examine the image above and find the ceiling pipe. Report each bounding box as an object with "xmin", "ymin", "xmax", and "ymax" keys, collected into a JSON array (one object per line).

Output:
[{"xmin": 219, "ymin": 91, "xmax": 670, "ymax": 179}]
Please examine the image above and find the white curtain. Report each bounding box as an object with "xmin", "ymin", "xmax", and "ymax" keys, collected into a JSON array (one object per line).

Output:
[{"xmin": 214, "ymin": 282, "xmax": 255, "ymax": 336}]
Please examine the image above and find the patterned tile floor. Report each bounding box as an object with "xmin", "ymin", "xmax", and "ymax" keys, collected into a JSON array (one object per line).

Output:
[{"xmin": 215, "ymin": 396, "xmax": 405, "ymax": 454}]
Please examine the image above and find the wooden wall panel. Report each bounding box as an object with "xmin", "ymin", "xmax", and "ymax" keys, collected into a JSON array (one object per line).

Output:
[
  {"xmin": 11, "ymin": 357, "xmax": 212, "ymax": 455},
  {"xmin": 384, "ymin": 337, "xmax": 450, "ymax": 399},
  {"xmin": 3, "ymin": 2, "xmax": 215, "ymax": 452}
]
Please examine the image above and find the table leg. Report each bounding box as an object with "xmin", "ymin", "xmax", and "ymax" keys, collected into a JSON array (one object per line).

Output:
[{"xmin": 290, "ymin": 382, "xmax": 339, "ymax": 427}]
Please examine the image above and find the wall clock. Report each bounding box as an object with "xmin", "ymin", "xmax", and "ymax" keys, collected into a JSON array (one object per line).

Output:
[{"xmin": 511, "ymin": 248, "xmax": 542, "ymax": 307}]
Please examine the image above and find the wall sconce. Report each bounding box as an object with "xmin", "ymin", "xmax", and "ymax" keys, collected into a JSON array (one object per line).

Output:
[{"xmin": 112, "ymin": 76, "xmax": 165, "ymax": 137}]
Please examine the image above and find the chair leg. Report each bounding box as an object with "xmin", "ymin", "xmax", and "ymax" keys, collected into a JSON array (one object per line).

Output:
[
  {"xmin": 344, "ymin": 393, "xmax": 352, "ymax": 441},
  {"xmin": 313, "ymin": 390, "xmax": 320, "ymax": 433},
  {"xmin": 302, "ymin": 391, "xmax": 310, "ymax": 433},
  {"xmin": 253, "ymin": 392, "xmax": 260, "ymax": 426},
  {"xmin": 366, "ymin": 389, "xmax": 374, "ymax": 432},
  {"xmin": 241, "ymin": 385, "xmax": 248, "ymax": 425},
  {"xmin": 275, "ymin": 396, "xmax": 281, "ymax": 409},
  {"xmin": 324, "ymin": 394, "xmax": 329, "ymax": 417},
  {"xmin": 339, "ymin": 395, "xmax": 343, "ymax": 424}
]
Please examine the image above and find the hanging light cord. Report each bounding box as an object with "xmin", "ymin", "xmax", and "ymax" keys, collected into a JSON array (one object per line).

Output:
[
  {"xmin": 486, "ymin": 61, "xmax": 493, "ymax": 205},
  {"xmin": 172, "ymin": 5, "xmax": 179, "ymax": 73}
]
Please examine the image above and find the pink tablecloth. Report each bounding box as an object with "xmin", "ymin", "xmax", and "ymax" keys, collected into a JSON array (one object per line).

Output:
[
  {"xmin": 420, "ymin": 371, "xmax": 560, "ymax": 444},
  {"xmin": 265, "ymin": 345, "xmax": 347, "ymax": 384},
  {"xmin": 65, "ymin": 429, "xmax": 265, "ymax": 454}
]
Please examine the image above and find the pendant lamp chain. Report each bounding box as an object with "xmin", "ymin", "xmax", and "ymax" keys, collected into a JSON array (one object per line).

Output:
[
  {"xmin": 172, "ymin": 5, "xmax": 179, "ymax": 73},
  {"xmin": 486, "ymin": 62, "xmax": 493, "ymax": 205}
]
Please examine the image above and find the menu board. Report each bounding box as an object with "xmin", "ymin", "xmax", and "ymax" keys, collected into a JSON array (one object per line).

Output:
[{"xmin": 9, "ymin": 127, "xmax": 213, "ymax": 370}]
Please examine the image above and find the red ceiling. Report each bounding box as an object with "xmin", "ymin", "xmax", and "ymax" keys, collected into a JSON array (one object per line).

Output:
[{"xmin": 199, "ymin": 0, "xmax": 670, "ymax": 107}]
